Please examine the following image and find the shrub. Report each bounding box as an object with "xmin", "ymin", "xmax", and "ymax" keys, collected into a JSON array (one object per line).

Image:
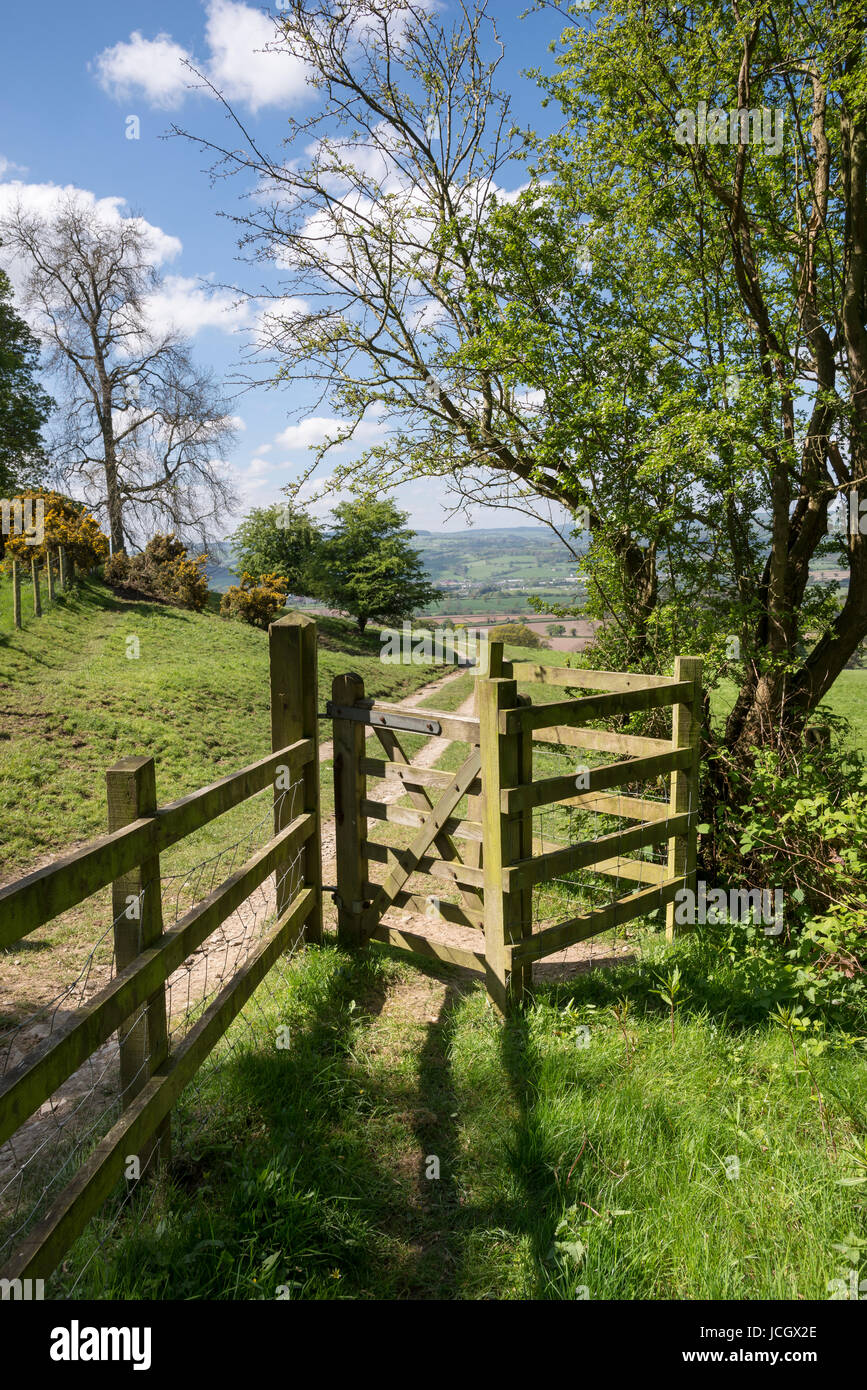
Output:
[
  {"xmin": 220, "ymin": 572, "xmax": 288, "ymax": 628},
  {"xmin": 1, "ymin": 488, "xmax": 108, "ymax": 571},
  {"xmin": 104, "ymin": 534, "xmax": 209, "ymax": 611},
  {"xmin": 702, "ymin": 739, "xmax": 867, "ymax": 1015},
  {"xmin": 487, "ymin": 622, "xmax": 547, "ymax": 649}
]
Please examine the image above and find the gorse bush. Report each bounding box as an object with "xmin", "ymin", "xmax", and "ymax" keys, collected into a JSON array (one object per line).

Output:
[
  {"xmin": 104, "ymin": 534, "xmax": 209, "ymax": 611},
  {"xmin": 1, "ymin": 488, "xmax": 108, "ymax": 570},
  {"xmin": 220, "ymin": 571, "xmax": 288, "ymax": 628}
]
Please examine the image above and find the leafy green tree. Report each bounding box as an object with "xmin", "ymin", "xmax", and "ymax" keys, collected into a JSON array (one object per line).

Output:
[
  {"xmin": 0, "ymin": 268, "xmax": 53, "ymax": 500},
  {"xmin": 230, "ymin": 503, "xmax": 318, "ymax": 595},
  {"xmin": 310, "ymin": 497, "xmax": 441, "ymax": 633},
  {"xmin": 488, "ymin": 622, "xmax": 546, "ymax": 650},
  {"xmin": 188, "ymin": 0, "xmax": 867, "ymax": 765}
]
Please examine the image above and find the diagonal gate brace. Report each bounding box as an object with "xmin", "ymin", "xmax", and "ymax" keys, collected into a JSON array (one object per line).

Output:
[{"xmin": 363, "ymin": 747, "xmax": 482, "ymax": 937}]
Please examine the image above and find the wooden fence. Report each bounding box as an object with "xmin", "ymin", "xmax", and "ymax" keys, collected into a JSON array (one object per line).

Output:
[
  {"xmin": 7, "ymin": 546, "xmax": 74, "ymax": 629},
  {"xmin": 331, "ymin": 646, "xmax": 702, "ymax": 1013},
  {"xmin": 0, "ymin": 613, "xmax": 321, "ymax": 1283}
]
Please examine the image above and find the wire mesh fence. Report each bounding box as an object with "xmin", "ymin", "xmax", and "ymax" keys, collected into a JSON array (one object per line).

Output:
[{"xmin": 0, "ymin": 775, "xmax": 309, "ymax": 1289}]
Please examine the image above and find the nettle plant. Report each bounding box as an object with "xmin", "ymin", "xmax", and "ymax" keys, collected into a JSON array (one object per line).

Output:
[{"xmin": 701, "ymin": 743, "xmax": 867, "ymax": 1013}]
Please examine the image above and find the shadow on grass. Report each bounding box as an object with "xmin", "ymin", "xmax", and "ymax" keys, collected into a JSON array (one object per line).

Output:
[{"xmin": 48, "ymin": 926, "xmax": 850, "ymax": 1301}]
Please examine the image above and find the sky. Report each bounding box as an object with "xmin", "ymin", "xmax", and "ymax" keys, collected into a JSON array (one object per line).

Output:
[{"xmin": 0, "ymin": 0, "xmax": 571, "ymax": 537}]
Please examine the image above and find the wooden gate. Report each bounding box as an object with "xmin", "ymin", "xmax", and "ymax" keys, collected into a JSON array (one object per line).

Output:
[{"xmin": 329, "ymin": 649, "xmax": 703, "ymax": 1013}]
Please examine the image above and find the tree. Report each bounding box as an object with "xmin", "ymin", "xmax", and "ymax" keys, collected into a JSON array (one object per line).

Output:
[
  {"xmin": 0, "ymin": 196, "xmax": 237, "ymax": 553},
  {"xmin": 0, "ymin": 268, "xmax": 53, "ymax": 503},
  {"xmin": 529, "ymin": 0, "xmax": 867, "ymax": 760},
  {"xmin": 488, "ymin": 622, "xmax": 545, "ymax": 649},
  {"xmin": 178, "ymin": 0, "xmax": 867, "ymax": 762},
  {"xmin": 309, "ymin": 497, "xmax": 441, "ymax": 633},
  {"xmin": 230, "ymin": 503, "xmax": 318, "ymax": 595}
]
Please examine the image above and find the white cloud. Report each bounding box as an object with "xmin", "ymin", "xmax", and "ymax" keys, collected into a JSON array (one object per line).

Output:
[
  {"xmin": 0, "ymin": 155, "xmax": 27, "ymax": 179},
  {"xmin": 275, "ymin": 415, "xmax": 389, "ymax": 454},
  {"xmin": 0, "ymin": 180, "xmax": 182, "ymax": 266},
  {"xmin": 92, "ymin": 1, "xmax": 310, "ymax": 115},
  {"xmin": 141, "ymin": 275, "xmax": 251, "ymax": 338},
  {"xmin": 204, "ymin": 0, "xmax": 309, "ymax": 113},
  {"xmin": 0, "ymin": 179, "xmax": 183, "ymax": 311},
  {"xmin": 92, "ymin": 31, "xmax": 193, "ymax": 110}
]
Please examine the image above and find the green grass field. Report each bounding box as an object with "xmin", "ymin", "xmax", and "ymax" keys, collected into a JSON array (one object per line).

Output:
[
  {"xmin": 56, "ymin": 935, "xmax": 867, "ymax": 1300},
  {"xmin": 3, "ymin": 589, "xmax": 867, "ymax": 1300}
]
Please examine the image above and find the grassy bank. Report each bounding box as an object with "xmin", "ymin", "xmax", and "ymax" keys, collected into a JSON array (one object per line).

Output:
[{"xmin": 56, "ymin": 931, "xmax": 867, "ymax": 1300}]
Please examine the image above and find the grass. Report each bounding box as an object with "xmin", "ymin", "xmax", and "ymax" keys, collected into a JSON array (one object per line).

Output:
[
  {"xmin": 54, "ymin": 931, "xmax": 867, "ymax": 1300},
  {"xmin": 0, "ymin": 576, "xmax": 449, "ymax": 872},
  {"xmin": 5, "ymin": 604, "xmax": 867, "ymax": 1300},
  {"xmin": 0, "ymin": 576, "xmax": 451, "ymax": 1019}
]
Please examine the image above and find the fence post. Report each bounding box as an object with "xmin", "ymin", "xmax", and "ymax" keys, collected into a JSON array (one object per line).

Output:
[
  {"xmin": 665, "ymin": 655, "xmax": 703, "ymax": 941},
  {"xmin": 514, "ymin": 692, "xmax": 534, "ymax": 995},
  {"xmin": 332, "ymin": 671, "xmax": 368, "ymax": 947},
  {"xmin": 465, "ymin": 640, "xmax": 502, "ymax": 879},
  {"xmin": 106, "ymin": 755, "xmax": 170, "ymax": 1170},
  {"xmin": 269, "ymin": 613, "xmax": 323, "ymax": 944},
  {"xmin": 12, "ymin": 559, "xmax": 21, "ymax": 629},
  {"xmin": 478, "ymin": 673, "xmax": 528, "ymax": 1014},
  {"xmin": 58, "ymin": 546, "xmax": 68, "ymax": 589},
  {"xmin": 30, "ymin": 555, "xmax": 42, "ymax": 617},
  {"xmin": 46, "ymin": 547, "xmax": 56, "ymax": 603}
]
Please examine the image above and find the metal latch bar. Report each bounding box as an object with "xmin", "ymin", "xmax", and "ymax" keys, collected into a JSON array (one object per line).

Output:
[{"xmin": 325, "ymin": 702, "xmax": 441, "ymax": 737}]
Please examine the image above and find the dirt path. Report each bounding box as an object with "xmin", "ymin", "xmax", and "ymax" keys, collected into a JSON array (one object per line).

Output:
[{"xmin": 318, "ymin": 667, "xmax": 469, "ymax": 763}]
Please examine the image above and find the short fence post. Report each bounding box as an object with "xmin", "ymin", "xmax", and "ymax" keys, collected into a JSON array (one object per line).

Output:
[
  {"xmin": 58, "ymin": 546, "xmax": 68, "ymax": 589},
  {"xmin": 270, "ymin": 613, "xmax": 323, "ymax": 943},
  {"xmin": 666, "ymin": 655, "xmax": 703, "ymax": 941},
  {"xmin": 332, "ymin": 671, "xmax": 368, "ymax": 947},
  {"xmin": 106, "ymin": 755, "xmax": 170, "ymax": 1170},
  {"xmin": 12, "ymin": 560, "xmax": 21, "ymax": 629},
  {"xmin": 478, "ymin": 673, "xmax": 529, "ymax": 1014},
  {"xmin": 46, "ymin": 548, "xmax": 56, "ymax": 603},
  {"xmin": 30, "ymin": 556, "xmax": 42, "ymax": 617}
]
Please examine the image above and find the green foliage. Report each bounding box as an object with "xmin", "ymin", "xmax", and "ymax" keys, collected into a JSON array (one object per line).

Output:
[
  {"xmin": 105, "ymin": 534, "xmax": 209, "ymax": 611},
  {"xmin": 309, "ymin": 496, "xmax": 441, "ymax": 633},
  {"xmin": 220, "ymin": 571, "xmax": 288, "ymax": 629},
  {"xmin": 0, "ymin": 269, "xmax": 53, "ymax": 500},
  {"xmin": 54, "ymin": 935, "xmax": 867, "ymax": 1301},
  {"xmin": 229, "ymin": 504, "xmax": 317, "ymax": 593},
  {"xmin": 488, "ymin": 622, "xmax": 546, "ymax": 649},
  {"xmin": 701, "ymin": 741, "xmax": 867, "ymax": 1013}
]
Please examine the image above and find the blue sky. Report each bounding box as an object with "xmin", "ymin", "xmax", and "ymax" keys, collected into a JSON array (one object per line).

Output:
[{"xmin": 0, "ymin": 1, "xmax": 569, "ymax": 536}]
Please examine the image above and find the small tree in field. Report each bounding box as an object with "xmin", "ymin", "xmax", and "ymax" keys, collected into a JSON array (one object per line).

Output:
[
  {"xmin": 229, "ymin": 503, "xmax": 318, "ymax": 594},
  {"xmin": 310, "ymin": 497, "xmax": 440, "ymax": 634},
  {"xmin": 488, "ymin": 622, "xmax": 546, "ymax": 650}
]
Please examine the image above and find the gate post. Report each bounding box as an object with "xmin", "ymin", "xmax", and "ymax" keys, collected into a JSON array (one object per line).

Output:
[
  {"xmin": 106, "ymin": 755, "xmax": 170, "ymax": 1170},
  {"xmin": 478, "ymin": 673, "xmax": 530, "ymax": 1014},
  {"xmin": 270, "ymin": 613, "xmax": 323, "ymax": 944},
  {"xmin": 332, "ymin": 672, "xmax": 368, "ymax": 947},
  {"xmin": 666, "ymin": 655, "xmax": 703, "ymax": 940}
]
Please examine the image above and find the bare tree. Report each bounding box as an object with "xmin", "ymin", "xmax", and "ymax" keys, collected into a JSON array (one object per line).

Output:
[
  {"xmin": 172, "ymin": 0, "xmax": 550, "ymax": 515},
  {"xmin": 0, "ymin": 195, "xmax": 238, "ymax": 552}
]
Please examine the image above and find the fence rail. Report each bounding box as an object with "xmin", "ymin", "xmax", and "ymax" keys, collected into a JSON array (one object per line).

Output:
[
  {"xmin": 334, "ymin": 647, "xmax": 703, "ymax": 1015},
  {"xmin": 0, "ymin": 613, "xmax": 321, "ymax": 1284}
]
